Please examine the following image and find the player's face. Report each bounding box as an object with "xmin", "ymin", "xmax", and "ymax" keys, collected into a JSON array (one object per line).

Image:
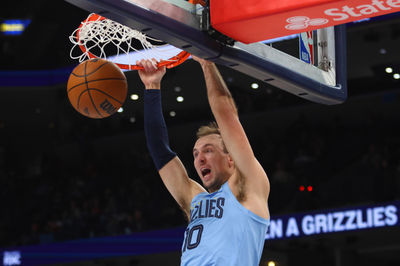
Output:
[{"xmin": 193, "ymin": 134, "xmax": 234, "ymax": 192}]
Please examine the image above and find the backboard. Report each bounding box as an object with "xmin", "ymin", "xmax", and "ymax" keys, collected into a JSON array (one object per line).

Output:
[{"xmin": 64, "ymin": 0, "xmax": 348, "ymax": 105}]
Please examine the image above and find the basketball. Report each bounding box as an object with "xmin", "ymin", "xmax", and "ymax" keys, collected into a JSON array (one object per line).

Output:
[{"xmin": 67, "ymin": 58, "xmax": 128, "ymax": 119}]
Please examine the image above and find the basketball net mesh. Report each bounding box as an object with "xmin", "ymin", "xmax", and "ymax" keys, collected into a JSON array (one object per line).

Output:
[{"xmin": 69, "ymin": 13, "xmax": 189, "ymax": 70}]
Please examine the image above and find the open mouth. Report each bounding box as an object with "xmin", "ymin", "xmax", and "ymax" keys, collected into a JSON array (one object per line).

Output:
[{"xmin": 201, "ymin": 168, "xmax": 211, "ymax": 178}]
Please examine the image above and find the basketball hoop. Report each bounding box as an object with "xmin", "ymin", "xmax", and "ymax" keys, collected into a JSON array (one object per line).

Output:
[{"xmin": 69, "ymin": 13, "xmax": 190, "ymax": 70}]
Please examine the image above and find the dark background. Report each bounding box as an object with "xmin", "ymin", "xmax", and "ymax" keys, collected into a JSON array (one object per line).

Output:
[{"xmin": 0, "ymin": 1, "xmax": 400, "ymax": 265}]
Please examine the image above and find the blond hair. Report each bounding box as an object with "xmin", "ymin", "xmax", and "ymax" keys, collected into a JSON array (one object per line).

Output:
[{"xmin": 196, "ymin": 122, "xmax": 228, "ymax": 153}]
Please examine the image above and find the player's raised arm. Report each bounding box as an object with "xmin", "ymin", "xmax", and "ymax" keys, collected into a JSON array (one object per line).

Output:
[
  {"xmin": 193, "ymin": 57, "xmax": 270, "ymax": 219},
  {"xmin": 137, "ymin": 59, "xmax": 206, "ymax": 219}
]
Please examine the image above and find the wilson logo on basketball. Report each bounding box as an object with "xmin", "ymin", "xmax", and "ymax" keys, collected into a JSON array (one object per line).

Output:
[
  {"xmin": 285, "ymin": 0, "xmax": 400, "ymax": 30},
  {"xmin": 100, "ymin": 99, "xmax": 117, "ymax": 115}
]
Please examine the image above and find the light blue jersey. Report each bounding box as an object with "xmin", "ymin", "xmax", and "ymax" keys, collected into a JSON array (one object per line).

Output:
[{"xmin": 181, "ymin": 182, "xmax": 270, "ymax": 266}]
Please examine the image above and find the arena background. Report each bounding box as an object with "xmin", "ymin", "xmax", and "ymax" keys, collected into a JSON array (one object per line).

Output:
[{"xmin": 0, "ymin": 1, "xmax": 400, "ymax": 265}]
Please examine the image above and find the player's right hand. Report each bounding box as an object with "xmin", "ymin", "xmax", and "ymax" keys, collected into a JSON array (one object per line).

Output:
[{"xmin": 136, "ymin": 59, "xmax": 166, "ymax": 90}]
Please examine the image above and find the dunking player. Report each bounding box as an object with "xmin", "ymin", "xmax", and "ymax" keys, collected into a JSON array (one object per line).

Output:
[{"xmin": 137, "ymin": 57, "xmax": 270, "ymax": 265}]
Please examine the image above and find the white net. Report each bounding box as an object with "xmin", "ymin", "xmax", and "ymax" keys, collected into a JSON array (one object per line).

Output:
[{"xmin": 69, "ymin": 13, "xmax": 184, "ymax": 69}]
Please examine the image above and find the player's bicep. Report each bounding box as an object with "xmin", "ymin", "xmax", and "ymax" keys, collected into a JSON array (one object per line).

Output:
[{"xmin": 158, "ymin": 156, "xmax": 206, "ymax": 216}]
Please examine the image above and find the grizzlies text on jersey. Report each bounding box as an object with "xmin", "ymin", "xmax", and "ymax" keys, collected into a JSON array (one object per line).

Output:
[{"xmin": 181, "ymin": 182, "xmax": 270, "ymax": 266}]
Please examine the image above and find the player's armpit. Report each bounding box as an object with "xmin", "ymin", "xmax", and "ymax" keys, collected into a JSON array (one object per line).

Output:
[
  {"xmin": 226, "ymin": 147, "xmax": 270, "ymax": 218},
  {"xmin": 159, "ymin": 156, "xmax": 206, "ymax": 218},
  {"xmin": 239, "ymin": 159, "xmax": 270, "ymax": 217}
]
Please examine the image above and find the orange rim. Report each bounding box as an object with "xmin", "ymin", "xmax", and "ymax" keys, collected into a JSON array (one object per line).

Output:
[{"xmin": 76, "ymin": 14, "xmax": 191, "ymax": 70}]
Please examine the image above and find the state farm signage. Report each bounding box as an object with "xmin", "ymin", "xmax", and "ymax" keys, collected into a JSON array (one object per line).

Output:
[
  {"xmin": 326, "ymin": 0, "xmax": 400, "ymax": 21},
  {"xmin": 286, "ymin": 0, "xmax": 400, "ymax": 30},
  {"xmin": 211, "ymin": 0, "xmax": 400, "ymax": 43}
]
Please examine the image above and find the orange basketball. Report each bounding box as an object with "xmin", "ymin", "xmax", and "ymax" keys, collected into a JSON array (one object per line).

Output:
[{"xmin": 67, "ymin": 58, "xmax": 128, "ymax": 119}]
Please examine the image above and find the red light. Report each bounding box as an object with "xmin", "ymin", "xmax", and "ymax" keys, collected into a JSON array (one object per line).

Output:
[
  {"xmin": 299, "ymin": 185, "xmax": 305, "ymax": 191},
  {"xmin": 307, "ymin": 185, "xmax": 313, "ymax": 192}
]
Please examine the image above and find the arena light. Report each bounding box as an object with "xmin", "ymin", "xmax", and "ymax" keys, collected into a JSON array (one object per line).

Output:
[
  {"xmin": 0, "ymin": 19, "xmax": 31, "ymax": 35},
  {"xmin": 393, "ymin": 73, "xmax": 400, "ymax": 80},
  {"xmin": 130, "ymin": 94, "xmax": 139, "ymax": 100},
  {"xmin": 118, "ymin": 107, "xmax": 123, "ymax": 113},
  {"xmin": 169, "ymin": 111, "xmax": 176, "ymax": 117},
  {"xmin": 251, "ymin": 82, "xmax": 259, "ymax": 89},
  {"xmin": 385, "ymin": 67, "xmax": 393, "ymax": 73},
  {"xmin": 267, "ymin": 261, "xmax": 276, "ymax": 266},
  {"xmin": 176, "ymin": 96, "xmax": 184, "ymax": 102}
]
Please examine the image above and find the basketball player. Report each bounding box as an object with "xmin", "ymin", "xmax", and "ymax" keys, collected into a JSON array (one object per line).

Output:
[{"xmin": 137, "ymin": 57, "xmax": 270, "ymax": 265}]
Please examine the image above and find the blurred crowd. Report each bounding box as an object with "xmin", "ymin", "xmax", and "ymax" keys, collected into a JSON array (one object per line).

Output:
[{"xmin": 1, "ymin": 92, "xmax": 400, "ymax": 248}]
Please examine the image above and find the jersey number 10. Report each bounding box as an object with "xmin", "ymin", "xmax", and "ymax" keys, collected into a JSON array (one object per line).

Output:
[{"xmin": 182, "ymin": 224, "xmax": 204, "ymax": 252}]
